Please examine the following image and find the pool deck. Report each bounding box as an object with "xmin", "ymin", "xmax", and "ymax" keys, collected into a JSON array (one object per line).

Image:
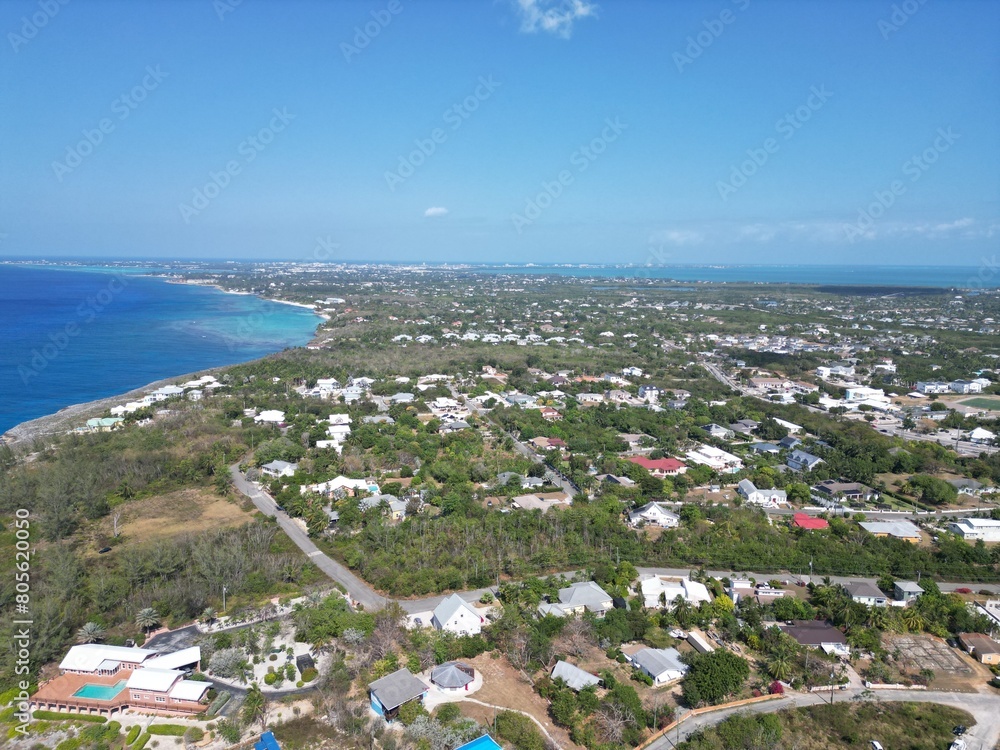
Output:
[{"xmin": 33, "ymin": 670, "xmax": 206, "ymax": 717}]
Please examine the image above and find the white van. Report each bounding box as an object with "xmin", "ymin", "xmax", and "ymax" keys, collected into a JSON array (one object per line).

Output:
[{"xmin": 871, "ymin": 742, "xmax": 884, "ymax": 750}]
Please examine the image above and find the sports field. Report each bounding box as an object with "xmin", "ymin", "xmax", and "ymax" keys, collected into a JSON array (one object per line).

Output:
[{"xmin": 960, "ymin": 397, "xmax": 1000, "ymax": 410}]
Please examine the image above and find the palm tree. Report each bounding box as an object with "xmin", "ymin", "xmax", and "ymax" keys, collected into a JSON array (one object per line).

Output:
[
  {"xmin": 200, "ymin": 607, "xmax": 217, "ymax": 625},
  {"xmin": 767, "ymin": 653, "xmax": 793, "ymax": 682},
  {"xmin": 135, "ymin": 607, "xmax": 160, "ymax": 635},
  {"xmin": 242, "ymin": 683, "xmax": 268, "ymax": 729},
  {"xmin": 76, "ymin": 622, "xmax": 106, "ymax": 644},
  {"xmin": 901, "ymin": 609, "xmax": 924, "ymax": 632}
]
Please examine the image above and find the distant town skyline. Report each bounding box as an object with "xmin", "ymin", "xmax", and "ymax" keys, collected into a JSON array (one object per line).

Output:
[{"xmin": 1, "ymin": 0, "xmax": 998, "ymax": 265}]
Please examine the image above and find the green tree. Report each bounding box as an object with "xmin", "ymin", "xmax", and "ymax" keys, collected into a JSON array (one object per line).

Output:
[
  {"xmin": 682, "ymin": 649, "xmax": 750, "ymax": 707},
  {"xmin": 76, "ymin": 622, "xmax": 106, "ymax": 644}
]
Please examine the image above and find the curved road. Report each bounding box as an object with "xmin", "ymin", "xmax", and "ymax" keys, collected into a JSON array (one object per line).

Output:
[{"xmin": 647, "ymin": 688, "xmax": 1000, "ymax": 750}]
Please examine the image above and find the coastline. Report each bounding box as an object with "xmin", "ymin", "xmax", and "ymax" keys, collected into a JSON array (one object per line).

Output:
[
  {"xmin": 1, "ymin": 272, "xmax": 328, "ymax": 448},
  {"xmin": 165, "ymin": 277, "xmax": 331, "ymax": 319},
  {"xmin": 1, "ymin": 368, "xmax": 220, "ymax": 448}
]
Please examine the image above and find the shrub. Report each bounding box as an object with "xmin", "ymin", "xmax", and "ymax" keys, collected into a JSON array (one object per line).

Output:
[
  {"xmin": 133, "ymin": 733, "xmax": 151, "ymax": 750},
  {"xmin": 33, "ymin": 711, "xmax": 106, "ymax": 724},
  {"xmin": 264, "ymin": 672, "xmax": 278, "ymax": 686},
  {"xmin": 300, "ymin": 667, "xmax": 318, "ymax": 682},
  {"xmin": 206, "ymin": 691, "xmax": 231, "ymax": 717},
  {"xmin": 216, "ymin": 719, "xmax": 242, "ymax": 744},
  {"xmin": 396, "ymin": 700, "xmax": 428, "ymax": 726},
  {"xmin": 148, "ymin": 725, "xmax": 187, "ymax": 736},
  {"xmin": 436, "ymin": 703, "xmax": 461, "ymax": 723},
  {"xmin": 126, "ymin": 726, "xmax": 142, "ymax": 744}
]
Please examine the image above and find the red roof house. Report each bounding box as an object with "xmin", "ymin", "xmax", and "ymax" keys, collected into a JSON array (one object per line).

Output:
[
  {"xmin": 792, "ymin": 513, "xmax": 829, "ymax": 530},
  {"xmin": 626, "ymin": 456, "xmax": 688, "ymax": 478}
]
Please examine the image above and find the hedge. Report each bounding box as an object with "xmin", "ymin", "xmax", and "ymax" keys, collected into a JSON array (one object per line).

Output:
[
  {"xmin": 206, "ymin": 691, "xmax": 230, "ymax": 717},
  {"xmin": 147, "ymin": 725, "xmax": 188, "ymax": 736},
  {"xmin": 133, "ymin": 732, "xmax": 151, "ymax": 750},
  {"xmin": 32, "ymin": 711, "xmax": 106, "ymax": 724},
  {"xmin": 126, "ymin": 725, "xmax": 142, "ymax": 744}
]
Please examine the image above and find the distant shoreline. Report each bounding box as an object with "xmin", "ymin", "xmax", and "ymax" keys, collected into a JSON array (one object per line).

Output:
[{"xmin": 1, "ymin": 271, "xmax": 326, "ymax": 448}]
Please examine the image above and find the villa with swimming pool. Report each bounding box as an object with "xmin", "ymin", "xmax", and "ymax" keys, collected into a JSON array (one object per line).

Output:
[{"xmin": 32, "ymin": 644, "xmax": 211, "ymax": 717}]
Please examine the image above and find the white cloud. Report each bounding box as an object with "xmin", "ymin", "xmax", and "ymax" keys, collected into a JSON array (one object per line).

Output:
[
  {"xmin": 513, "ymin": 0, "xmax": 598, "ymax": 39},
  {"xmin": 424, "ymin": 206, "xmax": 449, "ymax": 218}
]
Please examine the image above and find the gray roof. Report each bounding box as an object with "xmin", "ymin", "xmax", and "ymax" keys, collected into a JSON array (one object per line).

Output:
[
  {"xmin": 557, "ymin": 581, "xmax": 613, "ymax": 611},
  {"xmin": 262, "ymin": 460, "xmax": 295, "ymax": 472},
  {"xmin": 368, "ymin": 668, "xmax": 427, "ymax": 711},
  {"xmin": 859, "ymin": 520, "xmax": 921, "ymax": 539},
  {"xmin": 430, "ymin": 662, "xmax": 475, "ymax": 689},
  {"xmin": 788, "ymin": 449, "xmax": 822, "ymax": 468},
  {"xmin": 551, "ymin": 660, "xmax": 601, "ymax": 691},
  {"xmin": 631, "ymin": 647, "xmax": 687, "ymax": 679},
  {"xmin": 737, "ymin": 479, "xmax": 756, "ymax": 495},
  {"xmin": 895, "ymin": 581, "xmax": 923, "ymax": 593},
  {"xmin": 844, "ymin": 581, "xmax": 885, "ymax": 600},
  {"xmin": 433, "ymin": 593, "xmax": 478, "ymax": 625}
]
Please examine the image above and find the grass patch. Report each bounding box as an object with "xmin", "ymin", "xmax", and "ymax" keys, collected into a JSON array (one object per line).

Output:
[
  {"xmin": 680, "ymin": 701, "xmax": 973, "ymax": 750},
  {"xmin": 271, "ymin": 717, "xmax": 326, "ymax": 750},
  {"xmin": 147, "ymin": 724, "xmax": 188, "ymax": 736}
]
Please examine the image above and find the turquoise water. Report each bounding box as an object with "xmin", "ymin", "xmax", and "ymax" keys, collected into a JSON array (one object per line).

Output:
[
  {"xmin": 0, "ymin": 266, "xmax": 322, "ymax": 434},
  {"xmin": 456, "ymin": 736, "xmax": 503, "ymax": 750},
  {"xmin": 72, "ymin": 680, "xmax": 127, "ymax": 700}
]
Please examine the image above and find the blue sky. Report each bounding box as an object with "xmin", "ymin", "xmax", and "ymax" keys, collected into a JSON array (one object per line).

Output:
[{"xmin": 1, "ymin": 0, "xmax": 998, "ymax": 265}]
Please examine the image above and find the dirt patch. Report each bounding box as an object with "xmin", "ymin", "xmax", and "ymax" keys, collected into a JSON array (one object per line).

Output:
[
  {"xmin": 886, "ymin": 634, "xmax": 990, "ymax": 692},
  {"xmin": 464, "ymin": 652, "xmax": 581, "ymax": 749},
  {"xmin": 100, "ymin": 488, "xmax": 254, "ymax": 547}
]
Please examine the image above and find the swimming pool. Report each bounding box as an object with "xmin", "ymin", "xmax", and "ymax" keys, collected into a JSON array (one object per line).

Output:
[
  {"xmin": 455, "ymin": 735, "xmax": 503, "ymax": 750},
  {"xmin": 72, "ymin": 680, "xmax": 127, "ymax": 701}
]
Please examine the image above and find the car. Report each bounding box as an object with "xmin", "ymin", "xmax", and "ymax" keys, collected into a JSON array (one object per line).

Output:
[
  {"xmin": 871, "ymin": 741, "xmax": 884, "ymax": 750},
  {"xmin": 275, "ymin": 505, "xmax": 285, "ymax": 512},
  {"xmin": 98, "ymin": 546, "xmax": 112, "ymax": 554},
  {"xmin": 953, "ymin": 726, "xmax": 967, "ymax": 736},
  {"xmin": 946, "ymin": 638, "xmax": 959, "ymax": 648}
]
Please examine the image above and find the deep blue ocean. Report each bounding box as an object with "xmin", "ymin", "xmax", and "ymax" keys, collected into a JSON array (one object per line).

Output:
[{"xmin": 0, "ymin": 266, "xmax": 321, "ymax": 434}]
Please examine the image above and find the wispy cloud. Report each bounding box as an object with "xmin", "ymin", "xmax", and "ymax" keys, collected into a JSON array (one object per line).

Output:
[
  {"xmin": 424, "ymin": 206, "xmax": 449, "ymax": 218},
  {"xmin": 648, "ymin": 217, "xmax": 998, "ymax": 247},
  {"xmin": 512, "ymin": 0, "xmax": 598, "ymax": 39}
]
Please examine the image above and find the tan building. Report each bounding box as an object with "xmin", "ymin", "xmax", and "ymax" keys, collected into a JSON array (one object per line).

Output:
[{"xmin": 958, "ymin": 633, "xmax": 1000, "ymax": 665}]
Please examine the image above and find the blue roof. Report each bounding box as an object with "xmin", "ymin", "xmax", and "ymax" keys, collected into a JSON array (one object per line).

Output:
[{"xmin": 255, "ymin": 732, "xmax": 280, "ymax": 750}]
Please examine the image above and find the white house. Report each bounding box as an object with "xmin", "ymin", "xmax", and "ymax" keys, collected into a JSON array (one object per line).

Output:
[
  {"xmin": 260, "ymin": 460, "xmax": 297, "ymax": 478},
  {"xmin": 628, "ymin": 502, "xmax": 679, "ymax": 528},
  {"xmin": 950, "ymin": 380, "xmax": 983, "ymax": 394},
  {"xmin": 685, "ymin": 445, "xmax": 743, "ymax": 474},
  {"xmin": 254, "ymin": 410, "xmax": 286, "ymax": 424},
  {"xmin": 538, "ymin": 581, "xmax": 614, "ymax": 618},
  {"xmin": 639, "ymin": 576, "xmax": 712, "ymax": 609},
  {"xmin": 736, "ymin": 479, "xmax": 788, "ymax": 508},
  {"xmin": 916, "ymin": 381, "xmax": 951, "ymax": 394},
  {"xmin": 628, "ymin": 647, "xmax": 688, "ymax": 685},
  {"xmin": 431, "ymin": 594, "xmax": 484, "ymax": 636},
  {"xmin": 967, "ymin": 427, "xmax": 996, "ymax": 445},
  {"xmin": 949, "ymin": 518, "xmax": 1000, "ymax": 543},
  {"xmin": 786, "ymin": 449, "xmax": 824, "ymax": 472}
]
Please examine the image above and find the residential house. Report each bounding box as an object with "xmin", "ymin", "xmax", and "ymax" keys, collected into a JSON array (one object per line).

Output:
[
  {"xmin": 916, "ymin": 381, "xmax": 951, "ymax": 394},
  {"xmin": 431, "ymin": 594, "xmax": 484, "ymax": 636},
  {"xmin": 968, "ymin": 427, "xmax": 996, "ymax": 445},
  {"xmin": 260, "ymin": 460, "xmax": 297, "ymax": 479},
  {"xmin": 596, "ymin": 474, "xmax": 637, "ymax": 488},
  {"xmin": 736, "ymin": 479, "xmax": 787, "ymax": 508},
  {"xmin": 540, "ymin": 407, "xmax": 562, "ymax": 421},
  {"xmin": 791, "ymin": 513, "xmax": 829, "ymax": 530},
  {"xmin": 860, "ymin": 520, "xmax": 922, "ymax": 543},
  {"xmin": 843, "ymin": 581, "xmax": 888, "ymax": 607},
  {"xmin": 958, "ymin": 633, "xmax": 1000, "ymax": 665},
  {"xmin": 626, "ymin": 456, "xmax": 688, "ymax": 478},
  {"xmin": 639, "ymin": 576, "xmax": 711, "ymax": 609},
  {"xmin": 538, "ymin": 581, "xmax": 614, "ymax": 618},
  {"xmin": 786, "ymin": 449, "xmax": 823, "ymax": 472},
  {"xmin": 34, "ymin": 645, "xmax": 209, "ymax": 716},
  {"xmin": 812, "ymin": 480, "xmax": 877, "ymax": 503},
  {"xmin": 439, "ymin": 420, "xmax": 472, "ymax": 434},
  {"xmin": 254, "ymin": 410, "xmax": 286, "ymax": 424},
  {"xmin": 779, "ymin": 620, "xmax": 849, "ymax": 656},
  {"xmin": 702, "ymin": 423, "xmax": 735, "ymax": 440},
  {"xmin": 894, "ymin": 581, "xmax": 923, "ymax": 603},
  {"xmin": 368, "ymin": 668, "xmax": 427, "ymax": 721},
  {"xmin": 551, "ymin": 661, "xmax": 601, "ymax": 691},
  {"xmin": 777, "ymin": 435, "xmax": 802, "ymax": 450},
  {"xmin": 950, "ymin": 380, "xmax": 983, "ymax": 394},
  {"xmin": 685, "ymin": 445, "xmax": 743, "ymax": 474},
  {"xmin": 949, "ymin": 518, "xmax": 1000, "ymax": 543},
  {"xmin": 749, "ymin": 442, "xmax": 781, "ymax": 455},
  {"xmin": 628, "ymin": 648, "xmax": 688, "ymax": 685},
  {"xmin": 628, "ymin": 502, "xmax": 679, "ymax": 528}
]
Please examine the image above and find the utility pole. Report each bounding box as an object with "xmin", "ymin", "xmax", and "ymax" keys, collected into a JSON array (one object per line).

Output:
[{"xmin": 223, "ymin": 585, "xmax": 228, "ymax": 613}]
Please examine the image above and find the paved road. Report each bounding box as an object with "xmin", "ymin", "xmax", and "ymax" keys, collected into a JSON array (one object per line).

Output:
[
  {"xmin": 230, "ymin": 464, "xmax": 389, "ymax": 611},
  {"xmin": 647, "ymin": 688, "xmax": 1000, "ymax": 750}
]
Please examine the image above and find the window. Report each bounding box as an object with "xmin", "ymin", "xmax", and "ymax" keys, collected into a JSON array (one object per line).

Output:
[{"xmin": 155, "ymin": 696, "xmax": 166, "ymax": 703}]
